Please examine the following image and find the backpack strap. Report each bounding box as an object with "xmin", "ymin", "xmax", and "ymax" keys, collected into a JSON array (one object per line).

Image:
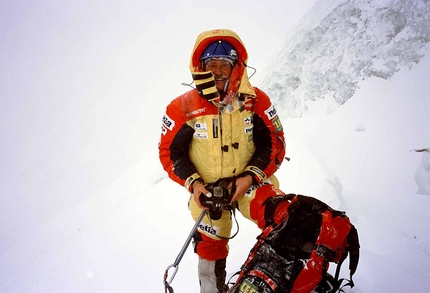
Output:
[
  {"xmin": 331, "ymin": 223, "xmax": 360, "ymax": 292},
  {"xmin": 263, "ymin": 193, "xmax": 297, "ymax": 227},
  {"xmin": 347, "ymin": 224, "xmax": 360, "ymax": 282}
]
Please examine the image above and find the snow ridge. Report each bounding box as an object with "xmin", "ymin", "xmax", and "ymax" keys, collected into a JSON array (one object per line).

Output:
[{"xmin": 260, "ymin": 0, "xmax": 430, "ymax": 117}]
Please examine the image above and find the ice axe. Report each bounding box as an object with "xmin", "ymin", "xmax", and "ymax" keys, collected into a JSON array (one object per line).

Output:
[{"xmin": 163, "ymin": 210, "xmax": 206, "ymax": 293}]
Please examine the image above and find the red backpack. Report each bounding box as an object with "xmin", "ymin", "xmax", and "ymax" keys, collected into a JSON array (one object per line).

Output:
[{"xmin": 228, "ymin": 194, "xmax": 360, "ymax": 293}]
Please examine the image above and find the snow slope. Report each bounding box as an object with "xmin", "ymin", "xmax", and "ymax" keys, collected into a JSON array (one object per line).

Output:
[
  {"xmin": 1, "ymin": 0, "xmax": 430, "ymax": 292},
  {"xmin": 2, "ymin": 52, "xmax": 430, "ymax": 291}
]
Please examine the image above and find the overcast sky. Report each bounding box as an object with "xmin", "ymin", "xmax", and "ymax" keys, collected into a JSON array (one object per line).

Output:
[{"xmin": 0, "ymin": 0, "xmax": 315, "ymax": 252}]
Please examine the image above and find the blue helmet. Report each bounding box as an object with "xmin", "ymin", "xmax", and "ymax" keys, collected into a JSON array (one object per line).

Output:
[{"xmin": 200, "ymin": 40, "xmax": 238, "ymax": 66}]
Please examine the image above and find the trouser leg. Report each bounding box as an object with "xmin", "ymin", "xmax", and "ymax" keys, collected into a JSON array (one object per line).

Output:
[
  {"xmin": 189, "ymin": 196, "xmax": 231, "ymax": 292},
  {"xmin": 189, "ymin": 196, "xmax": 232, "ymax": 260},
  {"xmin": 237, "ymin": 182, "xmax": 287, "ymax": 228},
  {"xmin": 189, "ymin": 178, "xmax": 287, "ymax": 292},
  {"xmin": 198, "ymin": 257, "xmax": 228, "ymax": 293}
]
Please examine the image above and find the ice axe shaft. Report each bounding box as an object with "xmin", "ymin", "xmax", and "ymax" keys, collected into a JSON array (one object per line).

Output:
[{"xmin": 163, "ymin": 210, "xmax": 206, "ymax": 292}]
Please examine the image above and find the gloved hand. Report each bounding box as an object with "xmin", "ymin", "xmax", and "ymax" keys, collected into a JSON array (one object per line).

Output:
[
  {"xmin": 192, "ymin": 180, "xmax": 210, "ymax": 209},
  {"xmin": 230, "ymin": 174, "xmax": 253, "ymax": 203}
]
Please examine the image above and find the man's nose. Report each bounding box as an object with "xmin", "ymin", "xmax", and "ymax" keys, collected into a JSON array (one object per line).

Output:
[{"xmin": 212, "ymin": 65, "xmax": 223, "ymax": 75}]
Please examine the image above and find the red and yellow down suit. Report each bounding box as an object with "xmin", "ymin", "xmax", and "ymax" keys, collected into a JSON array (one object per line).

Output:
[{"xmin": 159, "ymin": 29, "xmax": 286, "ymax": 261}]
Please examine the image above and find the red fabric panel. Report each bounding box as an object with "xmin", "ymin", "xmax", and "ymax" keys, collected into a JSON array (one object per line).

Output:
[{"xmin": 196, "ymin": 233, "xmax": 229, "ymax": 261}]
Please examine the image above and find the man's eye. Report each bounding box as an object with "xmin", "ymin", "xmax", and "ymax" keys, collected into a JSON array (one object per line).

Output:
[{"xmin": 205, "ymin": 61, "xmax": 231, "ymax": 70}]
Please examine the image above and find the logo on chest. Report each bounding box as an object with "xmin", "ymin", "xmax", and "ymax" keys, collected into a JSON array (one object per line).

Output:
[
  {"xmin": 195, "ymin": 122, "xmax": 208, "ymax": 131},
  {"xmin": 244, "ymin": 117, "xmax": 253, "ymax": 134}
]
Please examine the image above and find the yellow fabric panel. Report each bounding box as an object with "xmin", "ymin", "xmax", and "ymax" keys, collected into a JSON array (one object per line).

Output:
[
  {"xmin": 194, "ymin": 76, "xmax": 215, "ymax": 86},
  {"xmin": 187, "ymin": 105, "xmax": 255, "ymax": 184},
  {"xmin": 237, "ymin": 175, "xmax": 280, "ymax": 222}
]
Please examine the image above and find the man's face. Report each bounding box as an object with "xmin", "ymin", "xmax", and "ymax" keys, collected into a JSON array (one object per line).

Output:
[{"xmin": 204, "ymin": 59, "xmax": 233, "ymax": 92}]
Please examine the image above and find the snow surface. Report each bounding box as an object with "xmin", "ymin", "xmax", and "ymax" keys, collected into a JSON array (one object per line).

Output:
[
  {"xmin": 1, "ymin": 0, "xmax": 430, "ymax": 292},
  {"xmin": 259, "ymin": 0, "xmax": 430, "ymax": 118}
]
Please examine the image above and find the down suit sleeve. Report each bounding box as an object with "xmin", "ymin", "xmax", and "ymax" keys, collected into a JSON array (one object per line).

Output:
[
  {"xmin": 158, "ymin": 93, "xmax": 201, "ymax": 191},
  {"xmin": 243, "ymin": 88, "xmax": 286, "ymax": 184}
]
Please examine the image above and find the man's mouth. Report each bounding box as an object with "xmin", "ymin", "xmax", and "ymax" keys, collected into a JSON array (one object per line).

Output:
[{"xmin": 215, "ymin": 77, "xmax": 228, "ymax": 82}]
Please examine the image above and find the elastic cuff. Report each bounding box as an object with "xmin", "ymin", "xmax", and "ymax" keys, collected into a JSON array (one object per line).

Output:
[
  {"xmin": 185, "ymin": 173, "xmax": 202, "ymax": 193},
  {"xmin": 239, "ymin": 171, "xmax": 258, "ymax": 186},
  {"xmin": 244, "ymin": 166, "xmax": 267, "ymax": 185}
]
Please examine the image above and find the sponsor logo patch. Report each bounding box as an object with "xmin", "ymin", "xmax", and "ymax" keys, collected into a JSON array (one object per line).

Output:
[
  {"xmin": 272, "ymin": 116, "xmax": 283, "ymax": 132},
  {"xmin": 162, "ymin": 114, "xmax": 175, "ymax": 131},
  {"xmin": 239, "ymin": 279, "xmax": 259, "ymax": 293},
  {"xmin": 212, "ymin": 119, "xmax": 219, "ymax": 138},
  {"xmin": 194, "ymin": 132, "xmax": 208, "ymax": 139},
  {"xmin": 264, "ymin": 104, "xmax": 278, "ymax": 120},
  {"xmin": 186, "ymin": 107, "xmax": 206, "ymax": 117},
  {"xmin": 198, "ymin": 222, "xmax": 220, "ymax": 236},
  {"xmin": 244, "ymin": 116, "xmax": 253, "ymax": 125},
  {"xmin": 245, "ymin": 126, "xmax": 253, "ymax": 134},
  {"xmin": 161, "ymin": 126, "xmax": 167, "ymax": 135},
  {"xmin": 195, "ymin": 122, "xmax": 207, "ymax": 131}
]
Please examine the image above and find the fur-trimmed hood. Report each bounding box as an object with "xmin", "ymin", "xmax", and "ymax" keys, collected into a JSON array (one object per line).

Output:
[{"xmin": 189, "ymin": 29, "xmax": 256, "ymax": 100}]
